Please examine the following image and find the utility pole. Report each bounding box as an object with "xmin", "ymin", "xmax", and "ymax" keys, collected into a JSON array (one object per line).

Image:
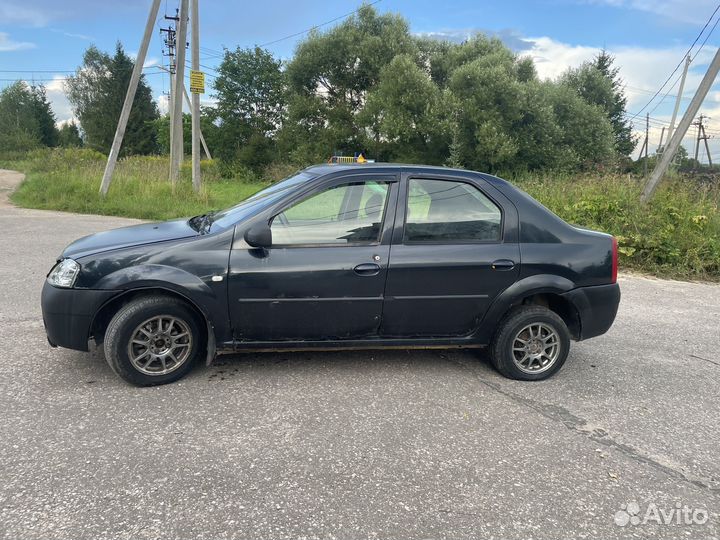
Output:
[
  {"xmin": 637, "ymin": 132, "xmax": 647, "ymax": 161},
  {"xmin": 169, "ymin": 0, "xmax": 189, "ymax": 185},
  {"xmin": 161, "ymin": 10, "xmax": 178, "ymax": 158},
  {"xmin": 157, "ymin": 65, "xmax": 212, "ymax": 159},
  {"xmin": 667, "ymin": 55, "xmax": 691, "ymax": 145},
  {"xmin": 694, "ymin": 115, "xmax": 713, "ymax": 167},
  {"xmin": 658, "ymin": 126, "xmax": 665, "ymax": 153},
  {"xmin": 183, "ymin": 84, "xmax": 211, "ymax": 159},
  {"xmin": 190, "ymin": 0, "xmax": 201, "ymax": 191},
  {"xmin": 99, "ymin": 0, "xmax": 162, "ymax": 196},
  {"xmin": 644, "ymin": 113, "xmax": 649, "ymax": 177},
  {"xmin": 641, "ymin": 48, "xmax": 720, "ymax": 203},
  {"xmin": 702, "ymin": 122, "xmax": 713, "ymax": 167},
  {"xmin": 693, "ymin": 116, "xmax": 702, "ymax": 164}
]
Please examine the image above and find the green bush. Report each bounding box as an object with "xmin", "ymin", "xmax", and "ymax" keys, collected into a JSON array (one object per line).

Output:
[{"xmin": 515, "ymin": 173, "xmax": 720, "ymax": 279}]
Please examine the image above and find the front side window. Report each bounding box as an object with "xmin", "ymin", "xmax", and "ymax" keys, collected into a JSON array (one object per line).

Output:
[
  {"xmin": 405, "ymin": 178, "xmax": 502, "ymax": 242},
  {"xmin": 271, "ymin": 180, "xmax": 390, "ymax": 245}
]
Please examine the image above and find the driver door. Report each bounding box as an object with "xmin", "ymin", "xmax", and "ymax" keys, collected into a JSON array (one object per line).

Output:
[{"xmin": 228, "ymin": 174, "xmax": 399, "ymax": 342}]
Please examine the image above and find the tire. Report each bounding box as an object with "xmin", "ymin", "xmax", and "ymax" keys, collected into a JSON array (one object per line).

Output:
[
  {"xmin": 103, "ymin": 295, "xmax": 205, "ymax": 386},
  {"xmin": 489, "ymin": 306, "xmax": 570, "ymax": 381}
]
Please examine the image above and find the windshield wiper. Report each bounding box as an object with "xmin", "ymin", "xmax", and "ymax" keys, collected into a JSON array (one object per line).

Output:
[{"xmin": 188, "ymin": 212, "xmax": 215, "ymax": 234}]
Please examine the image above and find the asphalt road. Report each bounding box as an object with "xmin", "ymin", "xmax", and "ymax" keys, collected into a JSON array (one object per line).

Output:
[{"xmin": 1, "ymin": 170, "xmax": 719, "ymax": 539}]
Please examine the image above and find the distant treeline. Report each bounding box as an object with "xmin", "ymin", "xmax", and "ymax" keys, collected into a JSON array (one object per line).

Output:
[{"xmin": 2, "ymin": 5, "xmax": 642, "ymax": 176}]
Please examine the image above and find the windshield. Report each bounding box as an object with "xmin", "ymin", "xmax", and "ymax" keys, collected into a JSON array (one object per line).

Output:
[{"xmin": 195, "ymin": 170, "xmax": 317, "ymax": 231}]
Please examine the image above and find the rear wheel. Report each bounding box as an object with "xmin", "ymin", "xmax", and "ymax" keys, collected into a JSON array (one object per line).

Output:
[
  {"xmin": 490, "ymin": 306, "xmax": 570, "ymax": 381},
  {"xmin": 103, "ymin": 295, "xmax": 205, "ymax": 386}
]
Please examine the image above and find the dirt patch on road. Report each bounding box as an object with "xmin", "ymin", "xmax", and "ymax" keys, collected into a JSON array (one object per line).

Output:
[{"xmin": 0, "ymin": 169, "xmax": 24, "ymax": 207}]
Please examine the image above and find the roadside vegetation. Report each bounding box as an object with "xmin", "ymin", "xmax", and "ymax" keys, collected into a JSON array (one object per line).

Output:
[
  {"xmin": 4, "ymin": 149, "xmax": 267, "ymax": 221},
  {"xmin": 3, "ymin": 148, "xmax": 719, "ymax": 281},
  {"xmin": 1, "ymin": 5, "xmax": 719, "ymax": 280}
]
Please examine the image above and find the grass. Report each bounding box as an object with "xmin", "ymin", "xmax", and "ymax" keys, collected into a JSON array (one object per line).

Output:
[
  {"xmin": 5, "ymin": 148, "xmax": 268, "ymax": 221},
  {"xmin": 3, "ymin": 148, "xmax": 720, "ymax": 280},
  {"xmin": 512, "ymin": 172, "xmax": 720, "ymax": 280}
]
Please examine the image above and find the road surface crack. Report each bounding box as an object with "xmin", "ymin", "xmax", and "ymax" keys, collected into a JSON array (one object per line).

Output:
[{"xmin": 450, "ymin": 358, "xmax": 720, "ymax": 495}]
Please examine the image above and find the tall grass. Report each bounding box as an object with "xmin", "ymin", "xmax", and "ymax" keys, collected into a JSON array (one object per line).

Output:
[
  {"xmin": 3, "ymin": 148, "xmax": 720, "ymax": 280},
  {"xmin": 6, "ymin": 148, "xmax": 267, "ymax": 221},
  {"xmin": 513, "ymin": 172, "xmax": 720, "ymax": 279}
]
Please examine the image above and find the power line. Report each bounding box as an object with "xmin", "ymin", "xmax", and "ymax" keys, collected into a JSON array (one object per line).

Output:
[
  {"xmin": 0, "ymin": 66, "xmax": 167, "ymax": 76},
  {"xmin": 0, "ymin": 69, "xmax": 76, "ymax": 73},
  {"xmin": 4, "ymin": 1, "xmax": 385, "ymax": 88},
  {"xmin": 693, "ymin": 9, "xmax": 720, "ymax": 61},
  {"xmin": 256, "ymin": 0, "xmax": 382, "ymax": 48},
  {"xmin": 627, "ymin": 2, "xmax": 720, "ymax": 120},
  {"xmin": 647, "ymin": 72, "xmax": 683, "ymax": 115},
  {"xmin": 0, "ymin": 68, "xmax": 167, "ymax": 84}
]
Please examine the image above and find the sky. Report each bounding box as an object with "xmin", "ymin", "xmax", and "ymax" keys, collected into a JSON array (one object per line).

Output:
[{"xmin": 2, "ymin": 0, "xmax": 720, "ymax": 161}]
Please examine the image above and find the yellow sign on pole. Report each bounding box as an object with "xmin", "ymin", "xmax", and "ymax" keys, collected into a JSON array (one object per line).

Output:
[{"xmin": 190, "ymin": 70, "xmax": 205, "ymax": 94}]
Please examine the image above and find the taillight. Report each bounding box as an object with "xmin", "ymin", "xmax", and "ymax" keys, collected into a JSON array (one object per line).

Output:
[{"xmin": 611, "ymin": 236, "xmax": 618, "ymax": 284}]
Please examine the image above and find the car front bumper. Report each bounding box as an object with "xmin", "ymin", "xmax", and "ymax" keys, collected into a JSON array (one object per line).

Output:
[
  {"xmin": 41, "ymin": 281, "xmax": 118, "ymax": 352},
  {"xmin": 561, "ymin": 282, "xmax": 621, "ymax": 341}
]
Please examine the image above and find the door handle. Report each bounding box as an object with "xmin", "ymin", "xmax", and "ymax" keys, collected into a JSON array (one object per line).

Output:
[
  {"xmin": 491, "ymin": 259, "xmax": 516, "ymax": 271},
  {"xmin": 353, "ymin": 263, "xmax": 381, "ymax": 276}
]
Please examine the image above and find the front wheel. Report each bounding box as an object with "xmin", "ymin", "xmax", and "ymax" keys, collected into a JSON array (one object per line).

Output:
[
  {"xmin": 490, "ymin": 306, "xmax": 570, "ymax": 381},
  {"xmin": 103, "ymin": 295, "xmax": 205, "ymax": 386}
]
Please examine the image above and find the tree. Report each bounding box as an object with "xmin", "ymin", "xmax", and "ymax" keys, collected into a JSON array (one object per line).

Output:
[
  {"xmin": 546, "ymin": 83, "xmax": 616, "ymax": 169},
  {"xmin": 283, "ymin": 4, "xmax": 417, "ymax": 160},
  {"xmin": 212, "ymin": 46, "xmax": 284, "ymax": 170},
  {"xmin": 361, "ymin": 54, "xmax": 449, "ymax": 163},
  {"xmin": 65, "ymin": 43, "xmax": 159, "ymax": 156},
  {"xmin": 30, "ymin": 85, "xmax": 59, "ymax": 147},
  {"xmin": 0, "ymin": 81, "xmax": 58, "ymax": 152},
  {"xmin": 58, "ymin": 121, "xmax": 83, "ymax": 147},
  {"xmin": 561, "ymin": 50, "xmax": 636, "ymax": 156},
  {"xmin": 153, "ymin": 108, "xmax": 218, "ymax": 157},
  {"xmin": 446, "ymin": 43, "xmax": 526, "ymax": 171}
]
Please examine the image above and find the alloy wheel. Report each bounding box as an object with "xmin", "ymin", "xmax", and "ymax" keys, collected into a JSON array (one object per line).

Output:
[
  {"xmin": 511, "ymin": 322, "xmax": 560, "ymax": 374},
  {"xmin": 127, "ymin": 315, "xmax": 193, "ymax": 375}
]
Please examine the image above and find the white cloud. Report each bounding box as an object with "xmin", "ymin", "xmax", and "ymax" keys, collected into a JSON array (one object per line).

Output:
[
  {"xmin": 50, "ymin": 28, "xmax": 95, "ymax": 41},
  {"xmin": 0, "ymin": 32, "xmax": 36, "ymax": 52},
  {"xmin": 158, "ymin": 94, "xmax": 170, "ymax": 116},
  {"xmin": 513, "ymin": 35, "xmax": 720, "ymax": 159},
  {"xmin": 128, "ymin": 51, "xmax": 160, "ymax": 69},
  {"xmin": 0, "ymin": 3, "xmax": 48, "ymax": 27},
  {"xmin": 413, "ymin": 28, "xmax": 528, "ymax": 51},
  {"xmin": 519, "ymin": 37, "xmax": 597, "ymax": 80},
  {"xmin": 44, "ymin": 76, "xmax": 74, "ymax": 126},
  {"xmin": 587, "ymin": 0, "xmax": 718, "ymax": 24},
  {"xmin": 519, "ymin": 36, "xmax": 720, "ymax": 111}
]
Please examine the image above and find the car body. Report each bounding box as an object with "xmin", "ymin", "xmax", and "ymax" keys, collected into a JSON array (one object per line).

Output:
[{"xmin": 41, "ymin": 164, "xmax": 620, "ymax": 385}]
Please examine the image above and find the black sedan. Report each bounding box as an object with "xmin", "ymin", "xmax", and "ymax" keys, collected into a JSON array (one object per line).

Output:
[{"xmin": 42, "ymin": 164, "xmax": 620, "ymax": 386}]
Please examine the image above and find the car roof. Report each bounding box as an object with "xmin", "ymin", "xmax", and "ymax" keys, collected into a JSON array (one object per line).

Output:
[
  {"xmin": 303, "ymin": 163, "xmax": 512, "ymax": 189},
  {"xmin": 305, "ymin": 162, "xmax": 470, "ymax": 175}
]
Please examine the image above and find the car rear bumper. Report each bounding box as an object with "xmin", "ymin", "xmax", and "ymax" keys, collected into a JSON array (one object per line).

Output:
[
  {"xmin": 41, "ymin": 281, "xmax": 117, "ymax": 352},
  {"xmin": 561, "ymin": 282, "xmax": 621, "ymax": 341}
]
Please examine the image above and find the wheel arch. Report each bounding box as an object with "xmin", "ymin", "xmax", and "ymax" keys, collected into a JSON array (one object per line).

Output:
[
  {"xmin": 475, "ymin": 274, "xmax": 581, "ymax": 343},
  {"xmin": 514, "ymin": 292, "xmax": 580, "ymax": 340},
  {"xmin": 89, "ymin": 286, "xmax": 217, "ymax": 364}
]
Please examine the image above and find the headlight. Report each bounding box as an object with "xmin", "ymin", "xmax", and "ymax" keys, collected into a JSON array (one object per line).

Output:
[{"xmin": 47, "ymin": 259, "xmax": 80, "ymax": 288}]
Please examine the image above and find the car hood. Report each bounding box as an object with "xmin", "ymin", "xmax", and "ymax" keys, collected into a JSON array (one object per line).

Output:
[{"xmin": 61, "ymin": 219, "xmax": 198, "ymax": 259}]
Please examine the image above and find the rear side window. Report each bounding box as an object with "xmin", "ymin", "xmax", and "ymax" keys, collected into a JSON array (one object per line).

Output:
[{"xmin": 405, "ymin": 179, "xmax": 502, "ymax": 242}]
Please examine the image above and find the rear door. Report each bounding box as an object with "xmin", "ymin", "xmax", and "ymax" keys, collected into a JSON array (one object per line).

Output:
[{"xmin": 380, "ymin": 173, "xmax": 520, "ymax": 338}]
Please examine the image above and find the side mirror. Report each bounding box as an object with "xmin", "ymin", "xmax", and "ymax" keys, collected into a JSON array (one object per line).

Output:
[{"xmin": 244, "ymin": 221, "xmax": 272, "ymax": 248}]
